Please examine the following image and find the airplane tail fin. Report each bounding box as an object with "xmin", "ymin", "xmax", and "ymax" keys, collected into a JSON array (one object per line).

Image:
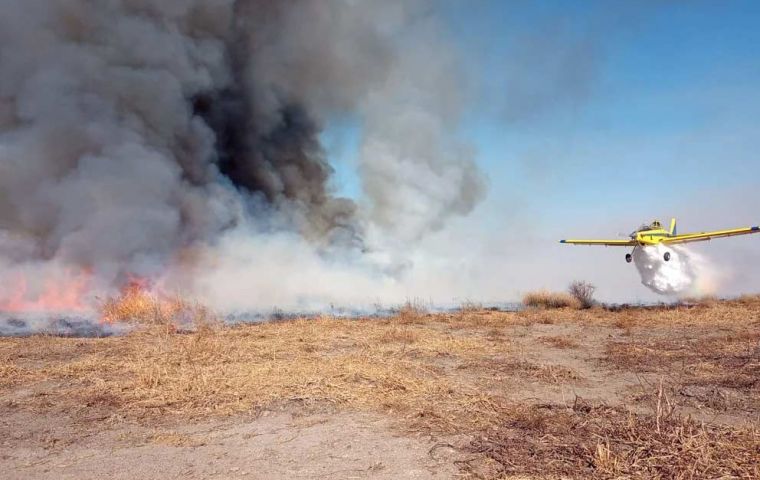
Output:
[{"xmin": 669, "ymin": 218, "xmax": 677, "ymax": 236}]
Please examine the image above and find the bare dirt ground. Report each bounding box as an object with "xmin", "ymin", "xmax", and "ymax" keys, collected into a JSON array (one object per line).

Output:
[
  {"xmin": 2, "ymin": 409, "xmax": 455, "ymax": 479},
  {"xmin": 1, "ymin": 297, "xmax": 759, "ymax": 479}
]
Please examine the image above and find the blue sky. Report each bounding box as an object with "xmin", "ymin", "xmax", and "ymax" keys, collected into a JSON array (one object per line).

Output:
[{"xmin": 320, "ymin": 1, "xmax": 760, "ymax": 299}]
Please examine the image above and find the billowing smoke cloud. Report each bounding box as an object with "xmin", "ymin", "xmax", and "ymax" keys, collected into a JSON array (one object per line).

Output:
[
  {"xmin": 0, "ymin": 0, "xmax": 484, "ymax": 309},
  {"xmin": 633, "ymin": 244, "xmax": 718, "ymax": 297}
]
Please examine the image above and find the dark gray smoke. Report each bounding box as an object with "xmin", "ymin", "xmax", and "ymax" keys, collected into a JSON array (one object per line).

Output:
[{"xmin": 0, "ymin": 0, "xmax": 484, "ymax": 303}]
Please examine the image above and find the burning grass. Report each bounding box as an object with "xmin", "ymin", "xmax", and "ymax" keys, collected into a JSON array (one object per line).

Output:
[
  {"xmin": 2, "ymin": 296, "xmax": 760, "ymax": 478},
  {"xmin": 99, "ymin": 282, "xmax": 215, "ymax": 330}
]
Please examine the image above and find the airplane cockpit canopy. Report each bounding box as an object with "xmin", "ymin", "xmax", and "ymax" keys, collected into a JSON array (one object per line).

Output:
[{"xmin": 635, "ymin": 220, "xmax": 662, "ymax": 233}]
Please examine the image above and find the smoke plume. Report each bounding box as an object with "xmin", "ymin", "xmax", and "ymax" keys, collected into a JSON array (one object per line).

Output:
[{"xmin": 0, "ymin": 0, "xmax": 484, "ymax": 310}]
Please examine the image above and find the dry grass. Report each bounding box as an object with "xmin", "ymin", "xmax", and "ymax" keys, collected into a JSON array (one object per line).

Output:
[
  {"xmin": 681, "ymin": 294, "xmax": 720, "ymax": 307},
  {"xmin": 466, "ymin": 398, "xmax": 760, "ymax": 479},
  {"xmin": 539, "ymin": 335, "xmax": 580, "ymax": 349},
  {"xmin": 2, "ymin": 296, "xmax": 760, "ymax": 479},
  {"xmin": 378, "ymin": 326, "xmax": 420, "ymax": 344},
  {"xmin": 391, "ymin": 300, "xmax": 429, "ymax": 325},
  {"xmin": 99, "ymin": 284, "xmax": 215, "ymax": 330},
  {"xmin": 478, "ymin": 359, "xmax": 582, "ymax": 383},
  {"xmin": 459, "ymin": 300, "xmax": 483, "ymax": 313},
  {"xmin": 736, "ymin": 293, "xmax": 760, "ymax": 305},
  {"xmin": 0, "ymin": 314, "xmax": 511, "ymax": 433},
  {"xmin": 149, "ymin": 431, "xmax": 206, "ymax": 447},
  {"xmin": 606, "ymin": 329, "xmax": 760, "ymax": 413},
  {"xmin": 522, "ymin": 290, "xmax": 581, "ymax": 310}
]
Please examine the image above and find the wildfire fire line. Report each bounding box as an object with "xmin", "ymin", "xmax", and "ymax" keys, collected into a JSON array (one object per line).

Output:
[{"xmin": 0, "ymin": 272, "xmax": 209, "ymax": 337}]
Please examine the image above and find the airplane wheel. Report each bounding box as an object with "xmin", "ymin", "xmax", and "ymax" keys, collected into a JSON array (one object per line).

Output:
[
  {"xmin": 664, "ymin": 252, "xmax": 671, "ymax": 262},
  {"xmin": 625, "ymin": 254, "xmax": 632, "ymax": 263}
]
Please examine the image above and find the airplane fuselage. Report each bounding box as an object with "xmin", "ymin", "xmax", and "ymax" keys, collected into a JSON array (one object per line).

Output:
[{"xmin": 633, "ymin": 227, "xmax": 672, "ymax": 245}]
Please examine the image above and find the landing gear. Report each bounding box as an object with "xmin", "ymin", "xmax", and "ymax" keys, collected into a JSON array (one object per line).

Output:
[
  {"xmin": 663, "ymin": 252, "xmax": 671, "ymax": 262},
  {"xmin": 625, "ymin": 245, "xmax": 638, "ymax": 264}
]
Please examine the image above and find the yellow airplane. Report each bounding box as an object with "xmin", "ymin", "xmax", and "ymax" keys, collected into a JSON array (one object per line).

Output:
[{"xmin": 561, "ymin": 218, "xmax": 760, "ymax": 263}]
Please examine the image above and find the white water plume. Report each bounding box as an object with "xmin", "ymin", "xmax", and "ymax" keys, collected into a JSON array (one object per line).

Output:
[{"xmin": 633, "ymin": 244, "xmax": 718, "ymax": 297}]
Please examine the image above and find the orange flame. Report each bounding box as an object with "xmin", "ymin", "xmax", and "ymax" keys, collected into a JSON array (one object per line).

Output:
[
  {"xmin": 0, "ymin": 269, "xmax": 93, "ymax": 313},
  {"xmin": 99, "ymin": 274, "xmax": 186, "ymax": 325},
  {"xmin": 124, "ymin": 274, "xmax": 154, "ymax": 293}
]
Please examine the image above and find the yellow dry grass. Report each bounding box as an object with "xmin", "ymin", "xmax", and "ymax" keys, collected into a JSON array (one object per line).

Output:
[
  {"xmin": 149, "ymin": 431, "xmax": 206, "ymax": 447},
  {"xmin": 522, "ymin": 290, "xmax": 581, "ymax": 309},
  {"xmin": 467, "ymin": 398, "xmax": 760, "ymax": 479},
  {"xmin": 1, "ymin": 313, "xmax": 513, "ymax": 433},
  {"xmin": 539, "ymin": 335, "xmax": 579, "ymax": 349}
]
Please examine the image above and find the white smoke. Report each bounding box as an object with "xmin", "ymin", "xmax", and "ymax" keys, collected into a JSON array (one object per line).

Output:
[{"xmin": 633, "ymin": 244, "xmax": 718, "ymax": 297}]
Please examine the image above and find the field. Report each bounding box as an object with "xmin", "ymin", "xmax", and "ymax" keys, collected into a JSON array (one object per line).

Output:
[{"xmin": 1, "ymin": 297, "xmax": 759, "ymax": 479}]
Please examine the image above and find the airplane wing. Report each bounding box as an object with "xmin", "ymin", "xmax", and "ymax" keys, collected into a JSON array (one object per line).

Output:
[
  {"xmin": 662, "ymin": 226, "xmax": 760, "ymax": 245},
  {"xmin": 560, "ymin": 239, "xmax": 637, "ymax": 246}
]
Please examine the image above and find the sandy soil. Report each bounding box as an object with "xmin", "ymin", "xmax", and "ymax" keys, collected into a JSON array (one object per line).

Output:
[{"xmin": 2, "ymin": 408, "xmax": 458, "ymax": 479}]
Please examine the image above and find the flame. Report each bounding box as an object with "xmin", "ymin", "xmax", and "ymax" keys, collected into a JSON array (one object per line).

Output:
[
  {"xmin": 100, "ymin": 274, "xmax": 183, "ymax": 325},
  {"xmin": 0, "ymin": 268, "xmax": 93, "ymax": 313},
  {"xmin": 122, "ymin": 274, "xmax": 154, "ymax": 295},
  {"xmin": 0, "ymin": 266, "xmax": 206, "ymax": 327}
]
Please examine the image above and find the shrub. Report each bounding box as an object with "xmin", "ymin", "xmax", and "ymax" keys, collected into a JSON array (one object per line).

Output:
[
  {"xmin": 523, "ymin": 290, "xmax": 581, "ymax": 309},
  {"xmin": 568, "ymin": 281, "xmax": 596, "ymax": 309},
  {"xmin": 392, "ymin": 299, "xmax": 429, "ymax": 324},
  {"xmin": 459, "ymin": 300, "xmax": 483, "ymax": 313}
]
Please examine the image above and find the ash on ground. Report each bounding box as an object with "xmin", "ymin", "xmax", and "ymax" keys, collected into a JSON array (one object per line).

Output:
[{"xmin": 0, "ymin": 314, "xmax": 129, "ymax": 338}]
